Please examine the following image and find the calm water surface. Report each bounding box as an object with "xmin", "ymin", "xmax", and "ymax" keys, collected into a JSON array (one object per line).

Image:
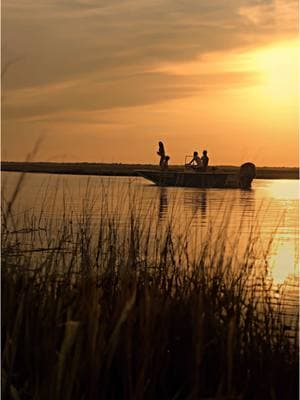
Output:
[{"xmin": 2, "ymin": 172, "xmax": 299, "ymax": 288}]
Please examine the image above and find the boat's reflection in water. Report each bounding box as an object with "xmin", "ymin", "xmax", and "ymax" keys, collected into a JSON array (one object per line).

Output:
[
  {"xmin": 185, "ymin": 190, "xmax": 207, "ymax": 221},
  {"xmin": 157, "ymin": 187, "xmax": 208, "ymax": 225},
  {"xmin": 158, "ymin": 187, "xmax": 168, "ymax": 220}
]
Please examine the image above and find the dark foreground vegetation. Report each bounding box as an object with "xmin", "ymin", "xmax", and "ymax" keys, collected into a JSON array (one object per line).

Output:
[
  {"xmin": 2, "ymin": 161, "xmax": 299, "ymax": 179},
  {"xmin": 2, "ymin": 178, "xmax": 299, "ymax": 400}
]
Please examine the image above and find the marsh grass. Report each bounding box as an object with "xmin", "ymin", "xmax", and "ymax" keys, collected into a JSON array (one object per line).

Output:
[{"xmin": 1, "ymin": 176, "xmax": 299, "ymax": 400}]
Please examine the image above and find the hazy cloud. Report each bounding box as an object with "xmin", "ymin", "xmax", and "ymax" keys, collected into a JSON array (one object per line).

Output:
[
  {"xmin": 3, "ymin": 67, "xmax": 259, "ymax": 121},
  {"xmin": 2, "ymin": 0, "xmax": 298, "ymax": 150},
  {"xmin": 3, "ymin": 0, "xmax": 297, "ymax": 90}
]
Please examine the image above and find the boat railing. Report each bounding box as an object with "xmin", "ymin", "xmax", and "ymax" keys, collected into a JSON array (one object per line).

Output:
[{"xmin": 184, "ymin": 155, "xmax": 194, "ymax": 166}]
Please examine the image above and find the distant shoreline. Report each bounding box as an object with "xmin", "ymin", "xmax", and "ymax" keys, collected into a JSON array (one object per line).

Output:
[{"xmin": 1, "ymin": 161, "xmax": 299, "ymax": 179}]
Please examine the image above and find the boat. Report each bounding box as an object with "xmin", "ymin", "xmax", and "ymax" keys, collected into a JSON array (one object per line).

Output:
[{"xmin": 136, "ymin": 162, "xmax": 256, "ymax": 189}]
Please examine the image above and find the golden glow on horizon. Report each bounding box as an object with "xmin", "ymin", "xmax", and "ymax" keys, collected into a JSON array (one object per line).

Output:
[
  {"xmin": 143, "ymin": 40, "xmax": 298, "ymax": 166},
  {"xmin": 246, "ymin": 40, "xmax": 298, "ymax": 101},
  {"xmin": 156, "ymin": 40, "xmax": 298, "ymax": 98},
  {"xmin": 3, "ymin": 39, "xmax": 298, "ymax": 165}
]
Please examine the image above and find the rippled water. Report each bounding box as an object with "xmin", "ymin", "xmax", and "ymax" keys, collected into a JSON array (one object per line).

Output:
[{"xmin": 2, "ymin": 172, "xmax": 299, "ymax": 287}]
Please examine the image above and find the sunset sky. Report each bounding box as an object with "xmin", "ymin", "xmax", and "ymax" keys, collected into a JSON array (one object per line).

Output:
[{"xmin": 2, "ymin": 0, "xmax": 298, "ymax": 166}]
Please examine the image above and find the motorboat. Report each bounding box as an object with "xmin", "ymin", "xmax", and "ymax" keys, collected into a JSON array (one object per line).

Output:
[{"xmin": 136, "ymin": 163, "xmax": 256, "ymax": 189}]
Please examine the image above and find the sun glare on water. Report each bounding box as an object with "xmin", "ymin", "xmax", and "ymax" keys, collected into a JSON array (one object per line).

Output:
[
  {"xmin": 265, "ymin": 179, "xmax": 299, "ymax": 200},
  {"xmin": 269, "ymin": 240, "xmax": 299, "ymax": 284}
]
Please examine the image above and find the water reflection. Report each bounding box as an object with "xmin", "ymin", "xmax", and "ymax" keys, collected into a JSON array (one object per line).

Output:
[
  {"xmin": 269, "ymin": 240, "xmax": 299, "ymax": 284},
  {"xmin": 239, "ymin": 188, "xmax": 255, "ymax": 215},
  {"xmin": 158, "ymin": 187, "xmax": 168, "ymax": 220},
  {"xmin": 2, "ymin": 173, "xmax": 299, "ymax": 288},
  {"xmin": 183, "ymin": 190, "xmax": 207, "ymax": 224},
  {"xmin": 265, "ymin": 179, "xmax": 299, "ymax": 200}
]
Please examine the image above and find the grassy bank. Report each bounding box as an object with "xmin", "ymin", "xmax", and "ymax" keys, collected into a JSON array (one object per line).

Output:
[
  {"xmin": 2, "ymin": 161, "xmax": 299, "ymax": 179},
  {"xmin": 2, "ymin": 179, "xmax": 299, "ymax": 400}
]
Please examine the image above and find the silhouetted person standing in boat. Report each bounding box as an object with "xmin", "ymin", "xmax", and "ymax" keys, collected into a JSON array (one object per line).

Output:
[
  {"xmin": 157, "ymin": 141, "xmax": 166, "ymax": 168},
  {"xmin": 162, "ymin": 155, "xmax": 170, "ymax": 169},
  {"xmin": 201, "ymin": 150, "xmax": 209, "ymax": 171}
]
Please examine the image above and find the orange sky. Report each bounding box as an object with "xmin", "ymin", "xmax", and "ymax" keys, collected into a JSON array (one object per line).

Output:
[{"xmin": 2, "ymin": 0, "xmax": 299, "ymax": 166}]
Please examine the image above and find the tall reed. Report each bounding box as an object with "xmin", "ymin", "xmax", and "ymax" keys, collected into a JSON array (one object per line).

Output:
[{"xmin": 2, "ymin": 176, "xmax": 298, "ymax": 400}]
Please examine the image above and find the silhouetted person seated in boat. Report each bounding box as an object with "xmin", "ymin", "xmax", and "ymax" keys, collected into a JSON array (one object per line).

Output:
[
  {"xmin": 200, "ymin": 150, "xmax": 209, "ymax": 171},
  {"xmin": 186, "ymin": 151, "xmax": 202, "ymax": 170},
  {"xmin": 157, "ymin": 141, "xmax": 166, "ymax": 168},
  {"xmin": 162, "ymin": 155, "xmax": 170, "ymax": 169},
  {"xmin": 186, "ymin": 150, "xmax": 209, "ymax": 171}
]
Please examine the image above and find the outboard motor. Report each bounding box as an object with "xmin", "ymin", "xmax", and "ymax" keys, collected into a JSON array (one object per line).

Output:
[{"xmin": 239, "ymin": 162, "xmax": 256, "ymax": 189}]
